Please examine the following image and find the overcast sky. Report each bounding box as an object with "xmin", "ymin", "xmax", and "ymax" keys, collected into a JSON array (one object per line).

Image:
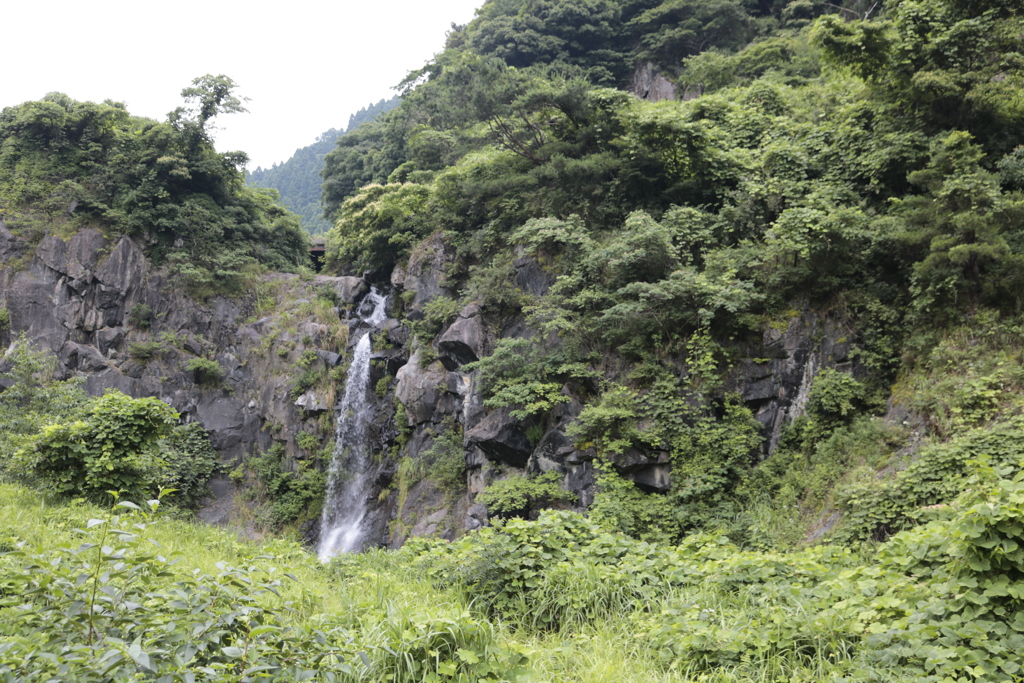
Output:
[{"xmin": 3, "ymin": 0, "xmax": 484, "ymax": 170}]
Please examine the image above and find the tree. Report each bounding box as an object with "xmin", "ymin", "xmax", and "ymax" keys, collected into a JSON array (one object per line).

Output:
[
  {"xmin": 894, "ymin": 132, "xmax": 1024, "ymax": 316},
  {"xmin": 168, "ymin": 74, "xmax": 249, "ymax": 149}
]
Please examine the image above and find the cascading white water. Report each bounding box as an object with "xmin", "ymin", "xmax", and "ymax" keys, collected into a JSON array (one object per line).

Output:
[{"xmin": 317, "ymin": 288, "xmax": 387, "ymax": 561}]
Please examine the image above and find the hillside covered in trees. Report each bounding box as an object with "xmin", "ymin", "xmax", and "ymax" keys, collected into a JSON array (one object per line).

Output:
[
  {"xmin": 0, "ymin": 75, "xmax": 309, "ymax": 294},
  {"xmin": 4, "ymin": 0, "xmax": 1024, "ymax": 680},
  {"xmin": 320, "ymin": 0, "xmax": 1024, "ymax": 539},
  {"xmin": 247, "ymin": 97, "xmax": 401, "ymax": 234}
]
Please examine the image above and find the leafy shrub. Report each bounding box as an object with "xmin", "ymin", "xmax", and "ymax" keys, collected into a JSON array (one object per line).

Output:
[
  {"xmin": 587, "ymin": 465, "xmax": 681, "ymax": 543},
  {"xmin": 411, "ymin": 295, "xmax": 462, "ymax": 339},
  {"xmin": 374, "ymin": 374, "xmax": 392, "ymax": 398},
  {"xmin": 157, "ymin": 329, "xmax": 185, "ymax": 348},
  {"xmin": 127, "ymin": 340, "xmax": 163, "ymax": 361},
  {"xmin": 0, "ymin": 307, "xmax": 9, "ymax": 331},
  {"xmin": 127, "ymin": 302, "xmax": 152, "ymax": 329},
  {"xmin": 250, "ymin": 443, "xmax": 326, "ymax": 528},
  {"xmin": 899, "ymin": 313, "xmax": 1024, "ymax": 436},
  {"xmin": 290, "ymin": 350, "xmax": 325, "ymax": 399},
  {"xmin": 185, "ymin": 357, "xmax": 225, "ymax": 386},
  {"xmin": 577, "ymin": 386, "xmax": 762, "ymax": 542},
  {"xmin": 741, "ymin": 416, "xmax": 906, "ymax": 546},
  {"xmin": 157, "ymin": 422, "xmax": 219, "ymax": 509},
  {"xmin": 423, "ymin": 424, "xmax": 467, "ymax": 495},
  {"xmin": 806, "ymin": 368, "xmax": 865, "ymax": 424},
  {"xmin": 0, "ymin": 337, "xmax": 89, "ymax": 472},
  {"xmin": 324, "ymin": 183, "xmax": 431, "ymax": 273},
  {"xmin": 295, "ymin": 431, "xmax": 320, "ymax": 452},
  {"xmin": 466, "ymin": 337, "xmax": 591, "ymax": 419},
  {"xmin": 836, "ymin": 420, "xmax": 1024, "ymax": 543},
  {"xmin": 477, "ymin": 472, "xmax": 575, "ymax": 518},
  {"xmin": 19, "ymin": 390, "xmax": 178, "ymax": 503},
  {"xmin": 414, "ymin": 511, "xmax": 646, "ymax": 629}
]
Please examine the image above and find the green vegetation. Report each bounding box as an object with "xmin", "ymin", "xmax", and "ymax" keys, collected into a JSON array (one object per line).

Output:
[
  {"xmin": 127, "ymin": 303, "xmax": 153, "ymax": 329},
  {"xmin": 477, "ymin": 471, "xmax": 576, "ymax": 518},
  {"xmin": 20, "ymin": 390, "xmax": 177, "ymax": 503},
  {"xmin": 6, "ymin": 0, "xmax": 1024, "ymax": 679},
  {"xmin": 157, "ymin": 422, "xmax": 220, "ymax": 509},
  {"xmin": 185, "ymin": 356, "xmax": 226, "ymax": 386},
  {"xmin": 0, "ymin": 338, "xmax": 218, "ymax": 510},
  {"xmin": 318, "ymin": 0, "xmax": 1024, "ymax": 547},
  {"xmin": 423, "ymin": 424, "xmax": 469, "ymax": 496},
  {"xmin": 0, "ymin": 75, "xmax": 309, "ymax": 294},
  {"xmin": 242, "ymin": 442, "xmax": 327, "ymax": 529},
  {"xmin": 0, "ymin": 337, "xmax": 89, "ymax": 464},
  {"xmin": 127, "ymin": 340, "xmax": 164, "ymax": 361},
  {"xmin": 6, "ymin": 471, "xmax": 1024, "ymax": 681}
]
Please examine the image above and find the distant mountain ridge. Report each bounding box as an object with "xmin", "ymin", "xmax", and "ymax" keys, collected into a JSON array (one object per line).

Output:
[{"xmin": 248, "ymin": 96, "xmax": 400, "ymax": 235}]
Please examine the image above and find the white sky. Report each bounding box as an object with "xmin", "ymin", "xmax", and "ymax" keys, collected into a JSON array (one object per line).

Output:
[{"xmin": 2, "ymin": 0, "xmax": 484, "ymax": 170}]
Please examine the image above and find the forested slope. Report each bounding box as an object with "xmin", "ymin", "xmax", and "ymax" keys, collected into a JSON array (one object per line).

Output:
[
  {"xmin": 0, "ymin": 75, "xmax": 309, "ymax": 295},
  {"xmin": 4, "ymin": 0, "xmax": 1024, "ymax": 680},
  {"xmin": 248, "ymin": 97, "xmax": 400, "ymax": 234},
  {"xmin": 321, "ymin": 0, "xmax": 1024, "ymax": 545}
]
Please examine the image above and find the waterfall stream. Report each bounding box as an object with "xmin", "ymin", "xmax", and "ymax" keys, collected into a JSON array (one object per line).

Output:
[{"xmin": 317, "ymin": 288, "xmax": 387, "ymax": 561}]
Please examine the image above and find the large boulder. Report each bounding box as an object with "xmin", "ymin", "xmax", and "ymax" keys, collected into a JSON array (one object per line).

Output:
[
  {"xmin": 513, "ymin": 251, "xmax": 555, "ymax": 297},
  {"xmin": 627, "ymin": 463, "xmax": 671, "ymax": 494},
  {"xmin": 725, "ymin": 311, "xmax": 860, "ymax": 455},
  {"xmin": 395, "ymin": 348, "xmax": 446, "ymax": 425},
  {"xmin": 315, "ymin": 275, "xmax": 368, "ymax": 305},
  {"xmin": 529, "ymin": 428, "xmax": 576, "ymax": 473},
  {"xmin": 60, "ymin": 341, "xmax": 109, "ymax": 373},
  {"xmin": 0, "ymin": 220, "xmax": 26, "ymax": 262},
  {"xmin": 627, "ymin": 62, "xmax": 677, "ymax": 102},
  {"xmin": 402, "ymin": 234, "xmax": 452, "ymax": 320},
  {"xmin": 606, "ymin": 447, "xmax": 671, "ymax": 494},
  {"xmin": 196, "ymin": 395, "xmax": 260, "ymax": 457},
  {"xmin": 94, "ymin": 327, "xmax": 125, "ymax": 357},
  {"xmin": 437, "ymin": 304, "xmax": 485, "ymax": 371},
  {"xmin": 96, "ymin": 236, "xmax": 146, "ymax": 297},
  {"xmin": 465, "ymin": 407, "xmax": 533, "ymax": 468},
  {"xmin": 294, "ymin": 389, "xmax": 330, "ymax": 413}
]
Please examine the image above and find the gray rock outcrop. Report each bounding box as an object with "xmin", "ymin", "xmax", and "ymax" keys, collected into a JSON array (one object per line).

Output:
[
  {"xmin": 436, "ymin": 304, "xmax": 485, "ymax": 370},
  {"xmin": 727, "ymin": 312, "xmax": 859, "ymax": 455},
  {"xmin": 628, "ymin": 62, "xmax": 677, "ymax": 102},
  {"xmin": 465, "ymin": 407, "xmax": 534, "ymax": 468}
]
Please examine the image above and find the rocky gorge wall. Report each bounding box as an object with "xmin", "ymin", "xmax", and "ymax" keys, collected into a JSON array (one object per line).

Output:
[{"xmin": 0, "ymin": 223, "xmax": 863, "ymax": 547}]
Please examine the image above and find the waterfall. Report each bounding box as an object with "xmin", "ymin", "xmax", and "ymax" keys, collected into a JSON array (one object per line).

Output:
[{"xmin": 317, "ymin": 288, "xmax": 387, "ymax": 561}]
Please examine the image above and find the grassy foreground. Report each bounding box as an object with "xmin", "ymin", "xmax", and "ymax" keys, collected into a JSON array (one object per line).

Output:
[{"xmin": 3, "ymin": 469, "xmax": 1024, "ymax": 683}]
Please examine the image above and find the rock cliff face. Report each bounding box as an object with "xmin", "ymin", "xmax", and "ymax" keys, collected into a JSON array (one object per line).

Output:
[
  {"xmin": 383, "ymin": 238, "xmax": 863, "ymax": 542},
  {"xmin": 0, "ymin": 225, "xmax": 371, "ymax": 534},
  {"xmin": 0, "ymin": 225, "xmax": 862, "ymax": 547}
]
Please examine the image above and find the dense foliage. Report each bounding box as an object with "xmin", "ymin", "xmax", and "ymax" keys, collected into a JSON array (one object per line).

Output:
[
  {"xmin": 5, "ymin": 463, "xmax": 1024, "ymax": 681},
  {"xmin": 5, "ymin": 0, "xmax": 1024, "ymax": 679},
  {"xmin": 0, "ymin": 75, "xmax": 309, "ymax": 293},
  {"xmin": 0, "ymin": 338, "xmax": 218, "ymax": 509},
  {"xmin": 248, "ymin": 97, "xmax": 401, "ymax": 234},
  {"xmin": 321, "ymin": 0, "xmax": 1024, "ymax": 544}
]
